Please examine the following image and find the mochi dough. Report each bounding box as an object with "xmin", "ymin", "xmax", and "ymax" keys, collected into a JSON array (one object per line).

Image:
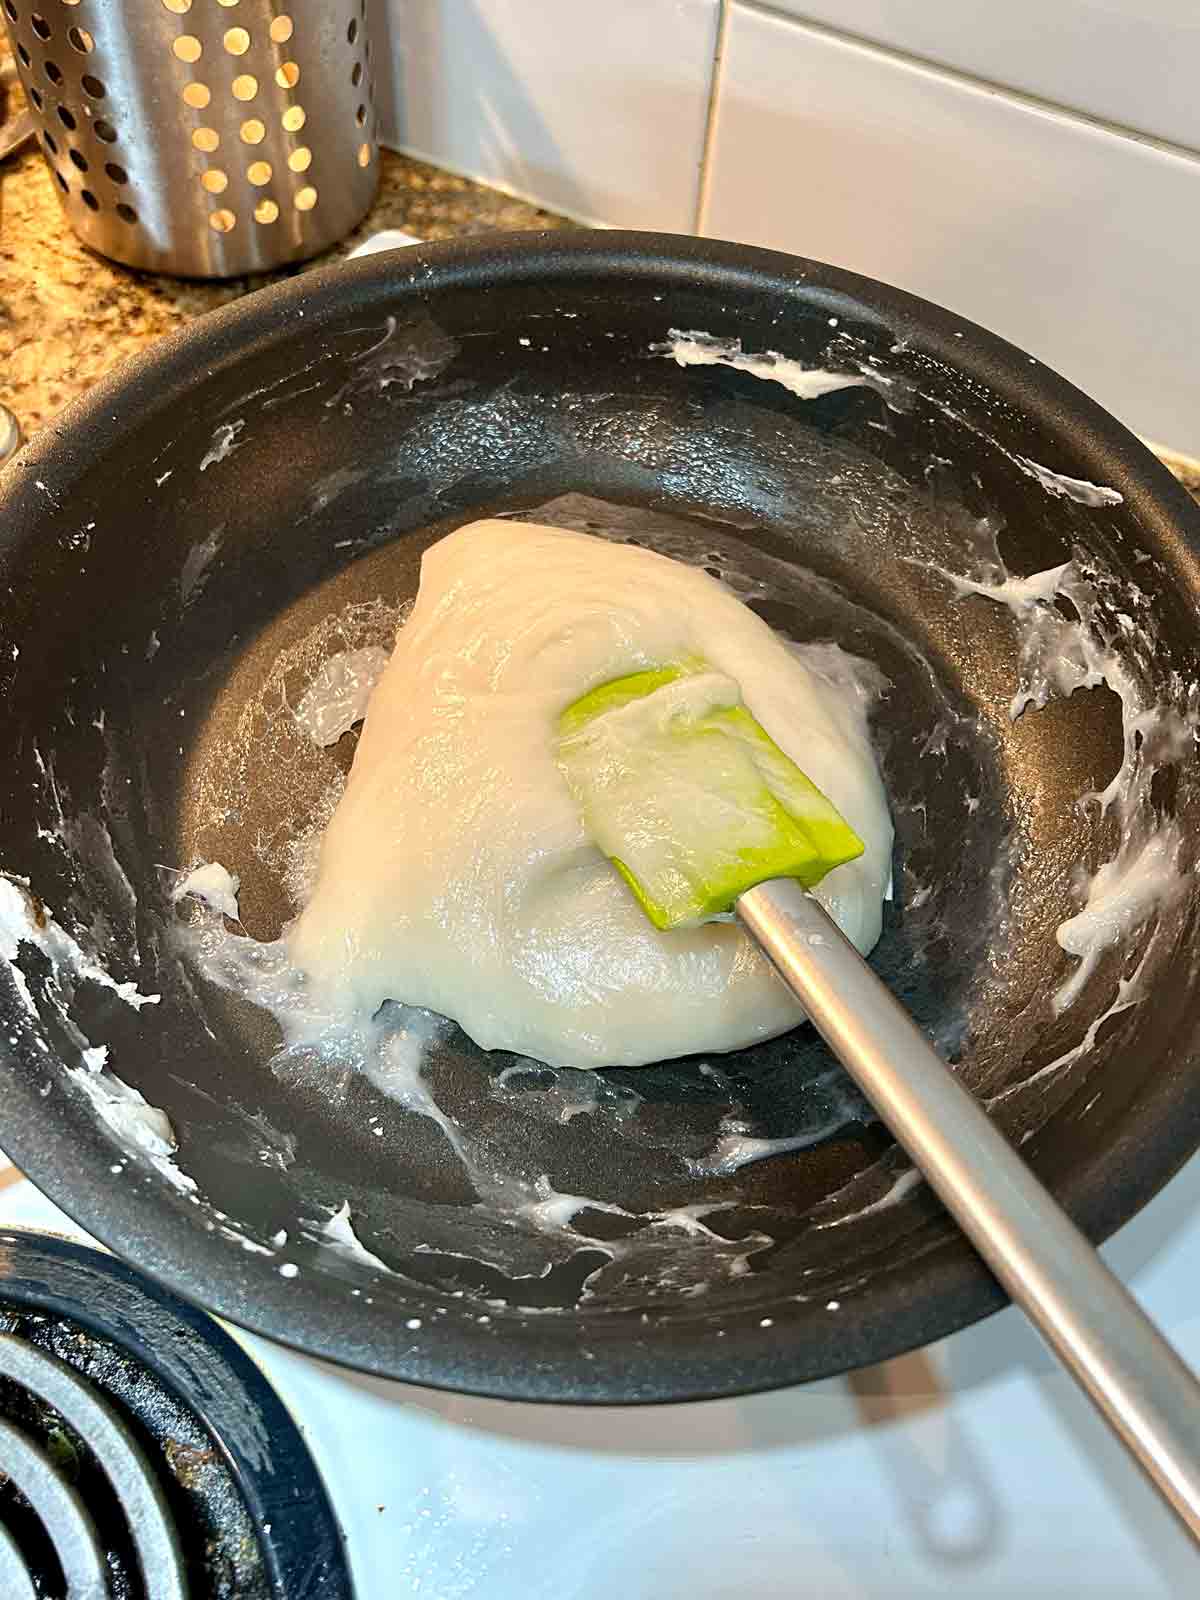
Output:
[{"xmin": 287, "ymin": 520, "xmax": 893, "ymax": 1068}]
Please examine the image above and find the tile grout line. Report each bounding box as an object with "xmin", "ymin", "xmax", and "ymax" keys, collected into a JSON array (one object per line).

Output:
[
  {"xmin": 693, "ymin": 0, "xmax": 731, "ymax": 235},
  {"xmin": 738, "ymin": 0, "xmax": 1200, "ymax": 171}
]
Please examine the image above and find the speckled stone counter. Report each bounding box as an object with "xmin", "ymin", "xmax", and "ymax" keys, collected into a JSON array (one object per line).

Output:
[{"xmin": 0, "ymin": 136, "xmax": 568, "ymax": 438}]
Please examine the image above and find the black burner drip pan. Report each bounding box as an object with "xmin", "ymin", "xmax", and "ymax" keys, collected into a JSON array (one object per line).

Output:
[{"xmin": 0, "ymin": 1228, "xmax": 353, "ymax": 1599}]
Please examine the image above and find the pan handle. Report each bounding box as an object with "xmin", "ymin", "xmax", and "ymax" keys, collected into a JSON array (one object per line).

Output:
[{"xmin": 738, "ymin": 877, "xmax": 1200, "ymax": 1546}]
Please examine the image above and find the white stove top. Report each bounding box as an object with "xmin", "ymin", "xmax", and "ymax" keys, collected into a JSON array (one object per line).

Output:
[{"xmin": 2, "ymin": 1159, "xmax": 1198, "ymax": 1597}]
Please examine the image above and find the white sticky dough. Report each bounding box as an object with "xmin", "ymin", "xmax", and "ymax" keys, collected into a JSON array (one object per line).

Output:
[{"xmin": 288, "ymin": 520, "xmax": 893, "ymax": 1069}]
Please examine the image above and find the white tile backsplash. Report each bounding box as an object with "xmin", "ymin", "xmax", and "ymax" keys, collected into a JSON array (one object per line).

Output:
[
  {"xmin": 702, "ymin": 5, "xmax": 1200, "ymax": 451},
  {"xmin": 372, "ymin": 0, "xmax": 720, "ymax": 229},
  {"xmin": 759, "ymin": 0, "xmax": 1200, "ymax": 154}
]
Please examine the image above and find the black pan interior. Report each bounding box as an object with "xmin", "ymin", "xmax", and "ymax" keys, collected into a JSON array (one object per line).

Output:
[{"xmin": 1, "ymin": 232, "xmax": 1198, "ymax": 1402}]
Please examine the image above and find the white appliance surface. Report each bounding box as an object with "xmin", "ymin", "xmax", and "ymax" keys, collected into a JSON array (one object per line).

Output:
[{"xmin": 1, "ymin": 1155, "xmax": 1198, "ymax": 1597}]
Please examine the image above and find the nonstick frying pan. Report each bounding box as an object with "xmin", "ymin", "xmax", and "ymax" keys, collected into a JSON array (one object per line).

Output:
[{"xmin": 1, "ymin": 231, "xmax": 1198, "ymax": 1404}]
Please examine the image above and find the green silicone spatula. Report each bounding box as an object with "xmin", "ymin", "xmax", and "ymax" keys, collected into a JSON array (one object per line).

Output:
[
  {"xmin": 558, "ymin": 663, "xmax": 1200, "ymax": 1544},
  {"xmin": 558, "ymin": 662, "xmax": 865, "ymax": 930}
]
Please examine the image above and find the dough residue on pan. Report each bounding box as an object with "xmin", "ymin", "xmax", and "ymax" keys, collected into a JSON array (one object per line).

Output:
[{"xmin": 287, "ymin": 519, "xmax": 893, "ymax": 1069}]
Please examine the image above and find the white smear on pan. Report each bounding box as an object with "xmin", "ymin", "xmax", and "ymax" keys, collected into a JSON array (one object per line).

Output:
[
  {"xmin": 815, "ymin": 1166, "xmax": 923, "ymax": 1228},
  {"xmin": 172, "ymin": 861, "xmax": 241, "ymax": 922},
  {"xmin": 0, "ymin": 881, "xmax": 40, "ymax": 1017},
  {"xmin": 988, "ymin": 958, "xmax": 1148, "ymax": 1108},
  {"xmin": 71, "ymin": 1048, "xmax": 193, "ymax": 1189},
  {"xmin": 930, "ymin": 545, "xmax": 1195, "ymax": 1023},
  {"xmin": 518, "ymin": 1176, "xmax": 632, "ymax": 1233},
  {"xmin": 294, "ymin": 645, "xmax": 390, "ymax": 747},
  {"xmin": 663, "ymin": 329, "xmax": 878, "ymax": 402},
  {"xmin": 1010, "ymin": 454, "xmax": 1124, "ymax": 507},
  {"xmin": 199, "ymin": 418, "xmax": 245, "ymax": 472},
  {"xmin": 943, "ymin": 560, "xmax": 1072, "ymax": 613},
  {"xmin": 324, "ymin": 313, "xmax": 460, "ymax": 409},
  {"xmin": 366, "ymin": 1010, "xmax": 474, "ymax": 1172},
  {"xmin": 179, "ymin": 525, "xmax": 223, "ymax": 603},
  {"xmin": 0, "ymin": 876, "xmax": 160, "ymax": 1014},
  {"xmin": 688, "ymin": 1125, "xmax": 842, "ymax": 1177},
  {"xmin": 225, "ymin": 1229, "xmax": 275, "ymax": 1255},
  {"xmin": 490, "ymin": 1060, "xmax": 638, "ymax": 1125},
  {"xmin": 932, "ymin": 399, "xmax": 1124, "ymax": 509},
  {"xmin": 687, "ymin": 1061, "xmax": 869, "ymax": 1175},
  {"xmin": 1053, "ymin": 830, "xmax": 1185, "ymax": 1013},
  {"xmin": 0, "ymin": 877, "xmax": 193, "ymax": 1191},
  {"xmin": 317, "ymin": 1200, "xmax": 393, "ymax": 1273}
]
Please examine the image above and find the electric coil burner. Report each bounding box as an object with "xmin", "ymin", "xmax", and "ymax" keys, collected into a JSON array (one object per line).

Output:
[{"xmin": 0, "ymin": 1229, "xmax": 352, "ymax": 1599}]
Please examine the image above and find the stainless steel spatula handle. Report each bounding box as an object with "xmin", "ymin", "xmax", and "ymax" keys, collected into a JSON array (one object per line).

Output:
[{"xmin": 738, "ymin": 877, "xmax": 1200, "ymax": 1544}]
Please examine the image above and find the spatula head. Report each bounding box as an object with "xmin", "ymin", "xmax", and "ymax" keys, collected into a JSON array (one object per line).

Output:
[{"xmin": 557, "ymin": 664, "xmax": 865, "ymax": 931}]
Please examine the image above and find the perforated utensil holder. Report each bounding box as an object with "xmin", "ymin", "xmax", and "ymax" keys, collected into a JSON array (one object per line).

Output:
[{"xmin": 2, "ymin": 0, "xmax": 380, "ymax": 277}]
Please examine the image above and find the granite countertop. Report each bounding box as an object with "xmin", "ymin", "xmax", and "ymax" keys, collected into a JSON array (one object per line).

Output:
[{"xmin": 0, "ymin": 135, "xmax": 569, "ymax": 438}]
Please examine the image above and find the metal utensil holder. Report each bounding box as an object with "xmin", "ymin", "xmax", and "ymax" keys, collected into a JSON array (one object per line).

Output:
[{"xmin": 2, "ymin": 0, "xmax": 380, "ymax": 277}]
